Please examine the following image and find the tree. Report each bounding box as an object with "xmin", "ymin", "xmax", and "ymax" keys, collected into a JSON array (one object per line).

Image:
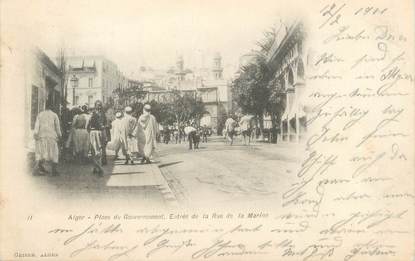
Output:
[
  {"xmin": 232, "ymin": 24, "xmax": 282, "ymax": 141},
  {"xmin": 256, "ymin": 26, "xmax": 278, "ymax": 54},
  {"xmin": 149, "ymin": 100, "xmax": 175, "ymax": 125},
  {"xmin": 144, "ymin": 91, "xmax": 205, "ymax": 127},
  {"xmin": 56, "ymin": 48, "xmax": 68, "ymax": 112},
  {"xmin": 56, "ymin": 48, "xmax": 71, "ymax": 140},
  {"xmin": 113, "ymin": 82, "xmax": 145, "ymax": 107},
  {"xmin": 171, "ymin": 91, "xmax": 205, "ymax": 126},
  {"xmin": 232, "ymin": 54, "xmax": 273, "ymax": 134},
  {"xmin": 217, "ymin": 103, "xmax": 228, "ymax": 135}
]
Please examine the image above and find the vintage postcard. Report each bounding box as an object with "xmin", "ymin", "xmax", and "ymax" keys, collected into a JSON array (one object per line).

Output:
[{"xmin": 0, "ymin": 0, "xmax": 414, "ymax": 260}]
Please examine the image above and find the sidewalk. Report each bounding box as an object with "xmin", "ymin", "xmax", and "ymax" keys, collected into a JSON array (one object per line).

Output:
[{"xmin": 30, "ymin": 152, "xmax": 177, "ymax": 207}]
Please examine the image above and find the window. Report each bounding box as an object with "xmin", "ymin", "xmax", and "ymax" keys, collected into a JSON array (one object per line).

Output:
[
  {"xmin": 31, "ymin": 85, "xmax": 39, "ymax": 129},
  {"xmin": 75, "ymin": 96, "xmax": 79, "ymax": 105},
  {"xmin": 88, "ymin": 77, "xmax": 93, "ymax": 88},
  {"xmin": 54, "ymin": 90, "xmax": 60, "ymax": 114}
]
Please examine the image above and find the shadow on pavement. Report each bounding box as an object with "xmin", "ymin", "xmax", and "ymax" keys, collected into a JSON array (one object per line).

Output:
[
  {"xmin": 158, "ymin": 161, "xmax": 183, "ymax": 168},
  {"xmin": 110, "ymin": 171, "xmax": 145, "ymax": 176}
]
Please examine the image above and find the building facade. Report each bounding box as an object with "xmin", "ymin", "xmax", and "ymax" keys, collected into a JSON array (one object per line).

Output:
[
  {"xmin": 134, "ymin": 53, "xmax": 232, "ymax": 132},
  {"xmin": 65, "ymin": 56, "xmax": 127, "ymax": 108},
  {"xmin": 267, "ymin": 21, "xmax": 308, "ymax": 143},
  {"xmin": 25, "ymin": 47, "xmax": 63, "ymax": 151},
  {"xmin": 169, "ymin": 54, "xmax": 231, "ymax": 131}
]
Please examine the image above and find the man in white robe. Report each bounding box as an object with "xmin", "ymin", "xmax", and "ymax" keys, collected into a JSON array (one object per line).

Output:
[
  {"xmin": 136, "ymin": 104, "xmax": 158, "ymax": 164},
  {"xmin": 110, "ymin": 112, "xmax": 129, "ymax": 163},
  {"xmin": 33, "ymin": 100, "xmax": 62, "ymax": 176},
  {"xmin": 123, "ymin": 106, "xmax": 137, "ymax": 164}
]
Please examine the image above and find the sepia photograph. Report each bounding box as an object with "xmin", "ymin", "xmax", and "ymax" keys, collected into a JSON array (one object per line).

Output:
[
  {"xmin": 1, "ymin": 0, "xmax": 414, "ymax": 260},
  {"xmin": 23, "ymin": 3, "xmax": 309, "ymax": 210}
]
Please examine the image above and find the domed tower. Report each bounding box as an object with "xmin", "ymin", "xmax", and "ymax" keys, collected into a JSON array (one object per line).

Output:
[
  {"xmin": 176, "ymin": 55, "xmax": 185, "ymax": 81},
  {"xmin": 176, "ymin": 55, "xmax": 184, "ymax": 71},
  {"xmin": 212, "ymin": 52, "xmax": 223, "ymax": 80}
]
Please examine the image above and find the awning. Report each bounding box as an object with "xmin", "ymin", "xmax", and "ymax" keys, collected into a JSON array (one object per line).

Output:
[
  {"xmin": 288, "ymin": 87, "xmax": 307, "ymax": 120},
  {"xmin": 68, "ymin": 60, "xmax": 83, "ymax": 69},
  {"xmin": 84, "ymin": 60, "xmax": 95, "ymax": 67},
  {"xmin": 281, "ymin": 98, "xmax": 293, "ymax": 121},
  {"xmin": 288, "ymin": 96, "xmax": 307, "ymax": 120},
  {"xmin": 297, "ymin": 102, "xmax": 306, "ymax": 118}
]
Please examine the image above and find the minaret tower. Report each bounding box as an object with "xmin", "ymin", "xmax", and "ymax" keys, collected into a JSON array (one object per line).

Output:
[
  {"xmin": 212, "ymin": 52, "xmax": 223, "ymax": 80},
  {"xmin": 176, "ymin": 55, "xmax": 185, "ymax": 81}
]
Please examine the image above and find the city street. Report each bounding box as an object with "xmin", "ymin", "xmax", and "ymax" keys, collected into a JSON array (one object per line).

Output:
[
  {"xmin": 31, "ymin": 136, "xmax": 302, "ymax": 210},
  {"xmin": 158, "ymin": 136, "xmax": 301, "ymax": 208}
]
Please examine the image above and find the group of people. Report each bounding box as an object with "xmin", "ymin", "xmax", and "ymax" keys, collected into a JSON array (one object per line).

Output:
[
  {"xmin": 33, "ymin": 100, "xmax": 158, "ymax": 177},
  {"xmin": 224, "ymin": 114, "xmax": 256, "ymax": 146},
  {"xmin": 183, "ymin": 123, "xmax": 202, "ymax": 150},
  {"xmin": 159, "ymin": 125, "xmax": 186, "ymax": 144},
  {"xmin": 33, "ymin": 99, "xmax": 258, "ymax": 177},
  {"xmin": 159, "ymin": 124, "xmax": 211, "ymax": 145},
  {"xmin": 109, "ymin": 104, "xmax": 158, "ymax": 167}
]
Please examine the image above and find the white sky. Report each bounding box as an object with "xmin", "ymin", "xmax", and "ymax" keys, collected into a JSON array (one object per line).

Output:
[{"xmin": 3, "ymin": 0, "xmax": 298, "ymax": 78}]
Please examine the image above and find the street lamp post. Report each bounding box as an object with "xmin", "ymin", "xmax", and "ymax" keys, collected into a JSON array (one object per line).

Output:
[{"xmin": 70, "ymin": 75, "xmax": 79, "ymax": 106}]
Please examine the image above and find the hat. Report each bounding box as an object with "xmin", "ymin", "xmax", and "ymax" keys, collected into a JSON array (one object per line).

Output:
[
  {"xmin": 144, "ymin": 104, "xmax": 151, "ymax": 110},
  {"xmin": 125, "ymin": 106, "xmax": 132, "ymax": 113},
  {"xmin": 115, "ymin": 112, "xmax": 122, "ymax": 118}
]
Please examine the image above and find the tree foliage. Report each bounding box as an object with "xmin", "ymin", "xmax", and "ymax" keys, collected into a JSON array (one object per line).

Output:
[
  {"xmin": 173, "ymin": 91, "xmax": 205, "ymax": 125},
  {"xmin": 113, "ymin": 83, "xmax": 145, "ymax": 107},
  {"xmin": 232, "ymin": 25, "xmax": 281, "ymax": 131},
  {"xmin": 232, "ymin": 55, "xmax": 273, "ymax": 117},
  {"xmin": 149, "ymin": 100, "xmax": 175, "ymax": 125},
  {"xmin": 142, "ymin": 91, "xmax": 205, "ymax": 126}
]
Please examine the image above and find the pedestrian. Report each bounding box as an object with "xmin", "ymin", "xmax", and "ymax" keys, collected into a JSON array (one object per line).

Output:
[
  {"xmin": 225, "ymin": 116, "xmax": 236, "ymax": 145},
  {"xmin": 61, "ymin": 107, "xmax": 73, "ymax": 162},
  {"xmin": 222, "ymin": 129, "xmax": 227, "ymax": 141},
  {"xmin": 71, "ymin": 105, "xmax": 90, "ymax": 163},
  {"xmin": 239, "ymin": 114, "xmax": 254, "ymax": 145},
  {"xmin": 163, "ymin": 125, "xmax": 171, "ymax": 144},
  {"xmin": 33, "ymin": 99, "xmax": 62, "ymax": 176},
  {"xmin": 158, "ymin": 124, "xmax": 164, "ymax": 143},
  {"xmin": 250, "ymin": 122, "xmax": 257, "ymax": 144},
  {"xmin": 194, "ymin": 126, "xmax": 202, "ymax": 149},
  {"xmin": 123, "ymin": 106, "xmax": 137, "ymax": 164},
  {"xmin": 173, "ymin": 126, "xmax": 179, "ymax": 144},
  {"xmin": 184, "ymin": 122, "xmax": 197, "ymax": 150},
  {"xmin": 180, "ymin": 126, "xmax": 186, "ymax": 143},
  {"xmin": 110, "ymin": 111, "xmax": 129, "ymax": 163},
  {"xmin": 201, "ymin": 124, "xmax": 209, "ymax": 143},
  {"xmin": 136, "ymin": 104, "xmax": 158, "ymax": 164},
  {"xmin": 64, "ymin": 107, "xmax": 81, "ymax": 160},
  {"xmin": 87, "ymin": 100, "xmax": 107, "ymax": 176}
]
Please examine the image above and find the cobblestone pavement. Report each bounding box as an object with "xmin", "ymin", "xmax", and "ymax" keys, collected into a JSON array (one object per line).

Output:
[{"xmin": 157, "ymin": 136, "xmax": 303, "ymax": 209}]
